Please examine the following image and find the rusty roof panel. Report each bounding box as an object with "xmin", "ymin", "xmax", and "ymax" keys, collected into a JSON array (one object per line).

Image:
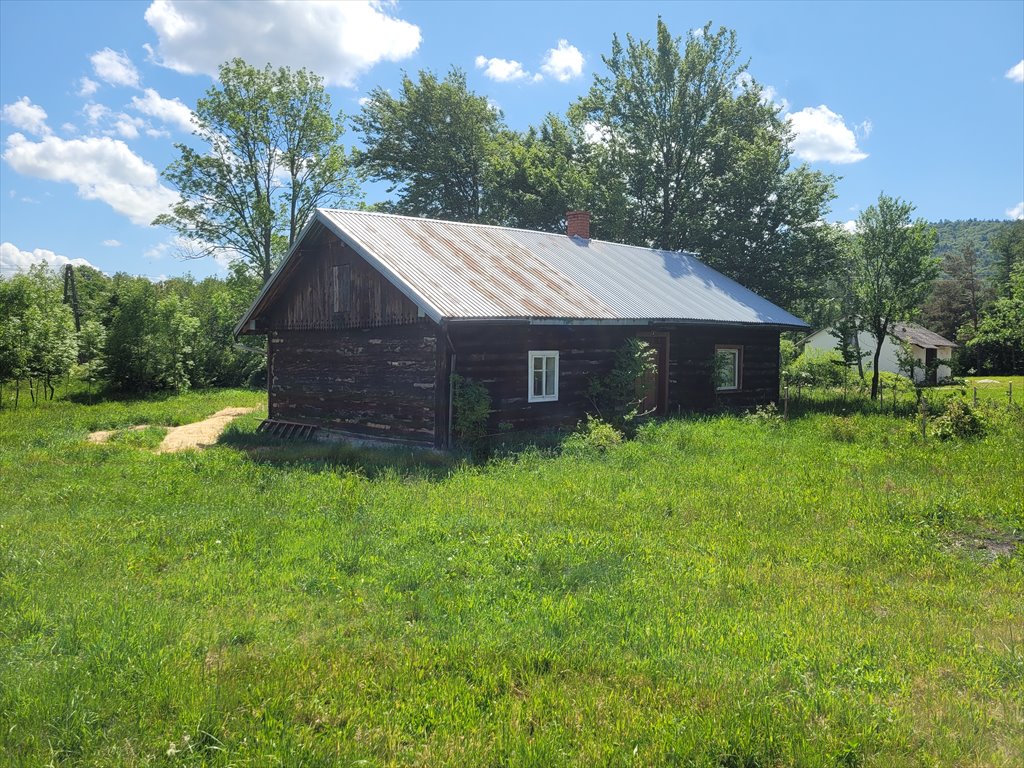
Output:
[{"xmin": 237, "ymin": 209, "xmax": 809, "ymax": 334}]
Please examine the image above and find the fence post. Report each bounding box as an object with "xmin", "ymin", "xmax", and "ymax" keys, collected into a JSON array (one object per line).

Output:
[
  {"xmin": 878, "ymin": 381, "xmax": 883, "ymax": 412},
  {"xmin": 973, "ymin": 386, "xmax": 978, "ymax": 406},
  {"xmin": 1009, "ymin": 381, "xmax": 1013, "ymax": 407},
  {"xmin": 920, "ymin": 397, "xmax": 927, "ymax": 441},
  {"xmin": 784, "ymin": 385, "xmax": 789, "ymax": 420}
]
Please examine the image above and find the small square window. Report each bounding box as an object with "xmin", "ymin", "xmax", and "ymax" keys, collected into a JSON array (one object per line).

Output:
[
  {"xmin": 528, "ymin": 351, "xmax": 559, "ymax": 402},
  {"xmin": 715, "ymin": 346, "xmax": 741, "ymax": 391}
]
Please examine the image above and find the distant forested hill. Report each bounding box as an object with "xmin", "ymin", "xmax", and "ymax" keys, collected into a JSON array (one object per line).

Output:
[{"xmin": 929, "ymin": 219, "xmax": 1012, "ymax": 271}]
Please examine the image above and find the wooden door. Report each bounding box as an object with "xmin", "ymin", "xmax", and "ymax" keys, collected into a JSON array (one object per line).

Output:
[{"xmin": 638, "ymin": 333, "xmax": 669, "ymax": 416}]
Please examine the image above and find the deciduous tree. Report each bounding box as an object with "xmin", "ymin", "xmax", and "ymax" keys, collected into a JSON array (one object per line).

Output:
[
  {"xmin": 575, "ymin": 19, "xmax": 838, "ymax": 311},
  {"xmin": 157, "ymin": 59, "xmax": 358, "ymax": 282},
  {"xmin": 851, "ymin": 194, "xmax": 938, "ymax": 398},
  {"xmin": 354, "ymin": 69, "xmax": 501, "ymax": 222}
]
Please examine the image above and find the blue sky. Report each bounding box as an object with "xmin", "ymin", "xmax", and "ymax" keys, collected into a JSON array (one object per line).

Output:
[{"xmin": 1, "ymin": 0, "xmax": 1022, "ymax": 280}]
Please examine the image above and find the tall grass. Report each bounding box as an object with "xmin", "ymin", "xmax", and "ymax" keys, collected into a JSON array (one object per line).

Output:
[{"xmin": 1, "ymin": 390, "xmax": 1021, "ymax": 766}]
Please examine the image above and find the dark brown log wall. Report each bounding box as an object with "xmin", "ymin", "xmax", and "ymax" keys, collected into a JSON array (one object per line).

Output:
[
  {"xmin": 266, "ymin": 230, "xmax": 423, "ymax": 331},
  {"xmin": 268, "ymin": 323, "xmax": 437, "ymax": 444},
  {"xmin": 668, "ymin": 325, "xmax": 781, "ymax": 410},
  {"xmin": 447, "ymin": 323, "xmax": 636, "ymax": 436},
  {"xmin": 447, "ymin": 322, "xmax": 780, "ymax": 436}
]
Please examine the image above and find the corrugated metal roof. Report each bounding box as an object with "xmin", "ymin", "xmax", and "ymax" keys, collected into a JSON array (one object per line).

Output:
[
  {"xmin": 237, "ymin": 209, "xmax": 810, "ymax": 333},
  {"xmin": 891, "ymin": 322, "xmax": 957, "ymax": 349}
]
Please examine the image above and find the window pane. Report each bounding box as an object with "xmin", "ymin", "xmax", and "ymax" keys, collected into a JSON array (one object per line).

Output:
[
  {"xmin": 533, "ymin": 369, "xmax": 544, "ymax": 396},
  {"xmin": 717, "ymin": 349, "xmax": 737, "ymax": 389},
  {"xmin": 544, "ymin": 366, "xmax": 555, "ymax": 396},
  {"xmin": 534, "ymin": 356, "xmax": 544, "ymax": 372}
]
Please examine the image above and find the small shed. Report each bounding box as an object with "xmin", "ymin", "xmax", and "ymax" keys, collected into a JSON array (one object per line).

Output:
[
  {"xmin": 803, "ymin": 322, "xmax": 956, "ymax": 384},
  {"xmin": 235, "ymin": 209, "xmax": 809, "ymax": 448}
]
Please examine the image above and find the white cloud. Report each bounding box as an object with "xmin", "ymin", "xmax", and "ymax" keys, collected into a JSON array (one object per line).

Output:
[
  {"xmin": 1007, "ymin": 202, "xmax": 1024, "ymax": 220},
  {"xmin": 582, "ymin": 121, "xmax": 610, "ymax": 145},
  {"xmin": 90, "ymin": 48, "xmax": 141, "ymax": 88},
  {"xmin": 3, "ymin": 132, "xmax": 178, "ymax": 226},
  {"xmin": 113, "ymin": 114, "xmax": 145, "ymax": 140},
  {"xmin": 145, "ymin": 236, "xmax": 234, "ymax": 270},
  {"xmin": 130, "ymin": 88, "xmax": 194, "ymax": 132},
  {"xmin": 78, "ymin": 77, "xmax": 100, "ymax": 97},
  {"xmin": 856, "ymin": 119, "xmax": 873, "ymax": 139},
  {"xmin": 2, "ymin": 97, "xmax": 52, "ymax": 137},
  {"xmin": 1006, "ymin": 60, "xmax": 1024, "ymax": 83},
  {"xmin": 61, "ymin": 122, "xmax": 77, "ymax": 134},
  {"xmin": 737, "ymin": 74, "xmax": 790, "ymax": 113},
  {"xmin": 102, "ymin": 239, "xmax": 122, "ymax": 247},
  {"xmin": 475, "ymin": 55, "xmax": 529, "ymax": 83},
  {"xmin": 83, "ymin": 102, "xmax": 111, "ymax": 125},
  {"xmin": 787, "ymin": 105, "xmax": 868, "ymax": 164},
  {"xmin": 759, "ymin": 86, "xmax": 788, "ymax": 113},
  {"xmin": 82, "ymin": 102, "xmax": 150, "ymax": 140},
  {"xmin": 144, "ymin": 0, "xmax": 421, "ymax": 87},
  {"xmin": 840, "ymin": 219, "xmax": 858, "ymax": 233},
  {"xmin": 540, "ymin": 39, "xmax": 584, "ymax": 82},
  {"xmin": 0, "ymin": 241, "xmax": 95, "ymax": 275}
]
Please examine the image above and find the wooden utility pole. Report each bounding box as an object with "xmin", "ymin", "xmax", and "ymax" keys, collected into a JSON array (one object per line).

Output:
[{"xmin": 63, "ymin": 265, "xmax": 82, "ymax": 332}]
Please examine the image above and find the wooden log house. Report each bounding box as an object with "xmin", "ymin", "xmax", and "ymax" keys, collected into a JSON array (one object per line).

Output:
[{"xmin": 235, "ymin": 209, "xmax": 809, "ymax": 448}]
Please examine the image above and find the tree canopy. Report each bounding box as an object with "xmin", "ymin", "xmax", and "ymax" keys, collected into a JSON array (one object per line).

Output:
[
  {"xmin": 156, "ymin": 59, "xmax": 358, "ymax": 282},
  {"xmin": 353, "ymin": 69, "xmax": 502, "ymax": 222},
  {"xmin": 573, "ymin": 19, "xmax": 838, "ymax": 311}
]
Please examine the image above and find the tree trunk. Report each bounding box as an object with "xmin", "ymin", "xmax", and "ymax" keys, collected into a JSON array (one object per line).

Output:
[
  {"xmin": 854, "ymin": 332, "xmax": 865, "ymax": 379},
  {"xmin": 871, "ymin": 338, "xmax": 884, "ymax": 400}
]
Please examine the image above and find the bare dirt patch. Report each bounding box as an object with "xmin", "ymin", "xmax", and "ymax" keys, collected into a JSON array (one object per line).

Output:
[
  {"xmin": 156, "ymin": 407, "xmax": 256, "ymax": 453},
  {"xmin": 87, "ymin": 407, "xmax": 256, "ymax": 452},
  {"xmin": 87, "ymin": 425, "xmax": 151, "ymax": 444},
  {"xmin": 943, "ymin": 530, "xmax": 1020, "ymax": 561}
]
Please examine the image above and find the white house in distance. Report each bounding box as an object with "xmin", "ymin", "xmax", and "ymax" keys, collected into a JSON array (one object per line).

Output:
[{"xmin": 803, "ymin": 321, "xmax": 956, "ymax": 384}]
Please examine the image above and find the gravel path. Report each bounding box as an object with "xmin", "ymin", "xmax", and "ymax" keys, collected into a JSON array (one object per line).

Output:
[
  {"xmin": 87, "ymin": 407, "xmax": 256, "ymax": 452},
  {"xmin": 156, "ymin": 407, "xmax": 256, "ymax": 453}
]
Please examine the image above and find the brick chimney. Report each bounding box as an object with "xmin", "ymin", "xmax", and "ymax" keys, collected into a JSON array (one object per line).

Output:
[{"xmin": 566, "ymin": 210, "xmax": 590, "ymax": 240}]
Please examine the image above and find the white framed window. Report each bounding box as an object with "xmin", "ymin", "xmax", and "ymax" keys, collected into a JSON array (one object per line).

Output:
[
  {"xmin": 715, "ymin": 345, "xmax": 742, "ymax": 391},
  {"xmin": 528, "ymin": 351, "xmax": 559, "ymax": 402}
]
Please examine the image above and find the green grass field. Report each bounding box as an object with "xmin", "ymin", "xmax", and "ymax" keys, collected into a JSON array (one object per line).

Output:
[
  {"xmin": 1, "ymin": 390, "xmax": 1022, "ymax": 766},
  {"xmin": 934, "ymin": 376, "xmax": 1024, "ymax": 405}
]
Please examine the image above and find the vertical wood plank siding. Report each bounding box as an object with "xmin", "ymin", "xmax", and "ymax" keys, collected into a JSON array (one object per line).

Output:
[
  {"xmin": 267, "ymin": 230, "xmax": 423, "ymax": 330},
  {"xmin": 269, "ymin": 324, "xmax": 438, "ymax": 444}
]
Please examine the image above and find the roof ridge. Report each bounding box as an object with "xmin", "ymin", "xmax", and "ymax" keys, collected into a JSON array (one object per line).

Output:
[{"xmin": 319, "ymin": 208, "xmax": 701, "ymax": 258}]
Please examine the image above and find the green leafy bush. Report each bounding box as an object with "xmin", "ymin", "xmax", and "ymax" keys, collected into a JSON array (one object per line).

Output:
[
  {"xmin": 587, "ymin": 339, "xmax": 657, "ymax": 430},
  {"xmin": 877, "ymin": 371, "xmax": 916, "ymax": 394},
  {"xmin": 930, "ymin": 399, "xmax": 986, "ymax": 441},
  {"xmin": 562, "ymin": 415, "xmax": 623, "ymax": 456},
  {"xmin": 743, "ymin": 403, "xmax": 784, "ymax": 428},
  {"xmin": 784, "ymin": 349, "xmax": 846, "ymax": 388},
  {"xmin": 779, "ymin": 338, "xmax": 798, "ymax": 370},
  {"xmin": 451, "ymin": 374, "xmax": 491, "ymax": 443}
]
